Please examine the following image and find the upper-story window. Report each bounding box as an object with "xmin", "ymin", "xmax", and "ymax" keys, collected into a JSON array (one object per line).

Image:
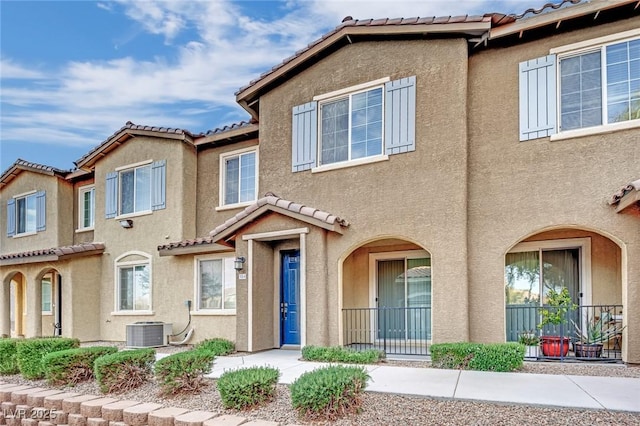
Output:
[
  {"xmin": 292, "ymin": 76, "xmax": 416, "ymax": 172},
  {"xmin": 320, "ymin": 87, "xmax": 383, "ymax": 165},
  {"xmin": 78, "ymin": 185, "xmax": 95, "ymax": 230},
  {"xmin": 559, "ymin": 38, "xmax": 639, "ymax": 131},
  {"xmin": 219, "ymin": 148, "xmax": 258, "ymax": 208},
  {"xmin": 6, "ymin": 191, "xmax": 46, "ymax": 237},
  {"xmin": 519, "ymin": 30, "xmax": 639, "ymax": 141},
  {"xmin": 105, "ymin": 160, "xmax": 166, "ymax": 219}
]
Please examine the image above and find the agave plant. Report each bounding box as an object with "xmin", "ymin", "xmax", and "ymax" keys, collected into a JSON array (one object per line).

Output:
[{"xmin": 572, "ymin": 312, "xmax": 625, "ymax": 344}]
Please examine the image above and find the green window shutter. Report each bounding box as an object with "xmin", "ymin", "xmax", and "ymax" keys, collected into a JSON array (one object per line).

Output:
[
  {"xmin": 151, "ymin": 160, "xmax": 166, "ymax": 210},
  {"xmin": 519, "ymin": 54, "xmax": 557, "ymax": 141},
  {"xmin": 385, "ymin": 76, "xmax": 416, "ymax": 155},
  {"xmin": 292, "ymin": 101, "xmax": 318, "ymax": 172}
]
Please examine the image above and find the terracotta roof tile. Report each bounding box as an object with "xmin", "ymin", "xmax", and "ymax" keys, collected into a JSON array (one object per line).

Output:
[
  {"xmin": 204, "ymin": 120, "xmax": 256, "ymax": 136},
  {"xmin": 515, "ymin": 0, "xmax": 583, "ymax": 20},
  {"xmin": 0, "ymin": 242, "xmax": 105, "ymax": 262},
  {"xmin": 75, "ymin": 121, "xmax": 200, "ymax": 167},
  {"xmin": 1, "ymin": 158, "xmax": 71, "ymax": 186},
  {"xmin": 610, "ymin": 179, "xmax": 640, "ymax": 205},
  {"xmin": 157, "ymin": 236, "xmax": 216, "ymax": 251}
]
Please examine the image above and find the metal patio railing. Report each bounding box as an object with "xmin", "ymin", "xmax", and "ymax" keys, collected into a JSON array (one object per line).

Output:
[
  {"xmin": 342, "ymin": 306, "xmax": 431, "ymax": 355},
  {"xmin": 506, "ymin": 304, "xmax": 624, "ymax": 361}
]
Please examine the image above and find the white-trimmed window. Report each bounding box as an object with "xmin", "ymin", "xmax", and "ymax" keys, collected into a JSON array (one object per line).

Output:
[
  {"xmin": 115, "ymin": 253, "xmax": 152, "ymax": 312},
  {"xmin": 41, "ymin": 276, "xmax": 52, "ymax": 313},
  {"xmin": 519, "ymin": 30, "xmax": 640, "ymax": 141},
  {"xmin": 105, "ymin": 160, "xmax": 166, "ymax": 219},
  {"xmin": 195, "ymin": 256, "xmax": 236, "ymax": 312},
  {"xmin": 78, "ymin": 185, "xmax": 95, "ymax": 230},
  {"xmin": 291, "ymin": 76, "xmax": 416, "ymax": 172},
  {"xmin": 119, "ymin": 164, "xmax": 151, "ymax": 215},
  {"xmin": 559, "ymin": 37, "xmax": 640, "ymax": 131},
  {"xmin": 220, "ymin": 148, "xmax": 257, "ymax": 207},
  {"xmin": 320, "ymin": 86, "xmax": 383, "ymax": 165},
  {"xmin": 6, "ymin": 190, "xmax": 46, "ymax": 237}
]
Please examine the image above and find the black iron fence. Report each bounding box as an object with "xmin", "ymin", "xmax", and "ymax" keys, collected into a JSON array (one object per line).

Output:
[
  {"xmin": 506, "ymin": 304, "xmax": 624, "ymax": 361},
  {"xmin": 342, "ymin": 306, "xmax": 431, "ymax": 355}
]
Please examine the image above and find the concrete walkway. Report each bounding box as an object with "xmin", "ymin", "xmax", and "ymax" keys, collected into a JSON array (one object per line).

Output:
[{"xmin": 204, "ymin": 349, "xmax": 640, "ymax": 413}]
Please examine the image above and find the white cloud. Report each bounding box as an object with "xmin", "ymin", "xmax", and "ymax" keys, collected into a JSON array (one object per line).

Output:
[{"xmin": 1, "ymin": 0, "xmax": 518, "ymax": 156}]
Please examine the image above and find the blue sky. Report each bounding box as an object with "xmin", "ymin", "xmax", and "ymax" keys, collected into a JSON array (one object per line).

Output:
[{"xmin": 0, "ymin": 0, "xmax": 524, "ymax": 172}]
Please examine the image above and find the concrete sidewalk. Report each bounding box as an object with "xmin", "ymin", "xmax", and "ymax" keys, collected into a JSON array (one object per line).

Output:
[{"xmin": 204, "ymin": 349, "xmax": 640, "ymax": 413}]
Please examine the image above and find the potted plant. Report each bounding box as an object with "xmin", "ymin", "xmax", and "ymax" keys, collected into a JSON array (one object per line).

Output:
[
  {"xmin": 537, "ymin": 287, "xmax": 576, "ymax": 357},
  {"xmin": 572, "ymin": 312, "xmax": 625, "ymax": 358},
  {"xmin": 518, "ymin": 331, "xmax": 539, "ymax": 358}
]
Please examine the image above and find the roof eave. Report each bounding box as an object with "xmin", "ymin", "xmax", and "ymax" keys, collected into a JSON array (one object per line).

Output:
[
  {"xmin": 0, "ymin": 247, "xmax": 104, "ymax": 267},
  {"xmin": 489, "ymin": 0, "xmax": 635, "ymax": 40},
  {"xmin": 76, "ymin": 129, "xmax": 193, "ymax": 170},
  {"xmin": 158, "ymin": 242, "xmax": 233, "ymax": 257},
  {"xmin": 194, "ymin": 123, "xmax": 260, "ymax": 147},
  {"xmin": 0, "ymin": 164, "xmax": 66, "ymax": 189},
  {"xmin": 615, "ymin": 190, "xmax": 640, "ymax": 214},
  {"xmin": 235, "ymin": 21, "xmax": 491, "ymax": 116}
]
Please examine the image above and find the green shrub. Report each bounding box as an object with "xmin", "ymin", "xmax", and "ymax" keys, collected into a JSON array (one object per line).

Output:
[
  {"xmin": 430, "ymin": 342, "xmax": 524, "ymax": 372},
  {"xmin": 94, "ymin": 348, "xmax": 155, "ymax": 393},
  {"xmin": 16, "ymin": 337, "xmax": 80, "ymax": 379},
  {"xmin": 290, "ymin": 365, "xmax": 369, "ymax": 421},
  {"xmin": 216, "ymin": 366, "xmax": 280, "ymax": 409},
  {"xmin": 0, "ymin": 338, "xmax": 20, "ymax": 375},
  {"xmin": 43, "ymin": 346, "xmax": 118, "ymax": 386},
  {"xmin": 301, "ymin": 345, "xmax": 384, "ymax": 364},
  {"xmin": 154, "ymin": 350, "xmax": 215, "ymax": 395},
  {"xmin": 194, "ymin": 338, "xmax": 235, "ymax": 356}
]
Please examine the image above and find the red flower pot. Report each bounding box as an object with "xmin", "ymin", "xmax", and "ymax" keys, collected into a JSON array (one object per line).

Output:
[{"xmin": 540, "ymin": 336, "xmax": 570, "ymax": 357}]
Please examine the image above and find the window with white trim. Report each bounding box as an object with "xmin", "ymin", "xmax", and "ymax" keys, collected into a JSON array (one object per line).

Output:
[
  {"xmin": 559, "ymin": 37, "xmax": 640, "ymax": 131},
  {"xmin": 78, "ymin": 185, "xmax": 95, "ymax": 230},
  {"xmin": 116, "ymin": 254, "xmax": 151, "ymax": 312},
  {"xmin": 120, "ymin": 164, "xmax": 151, "ymax": 215},
  {"xmin": 320, "ymin": 86, "xmax": 383, "ymax": 165},
  {"xmin": 292, "ymin": 76, "xmax": 416, "ymax": 172},
  {"xmin": 220, "ymin": 149, "xmax": 257, "ymax": 207},
  {"xmin": 195, "ymin": 257, "xmax": 236, "ymax": 312},
  {"xmin": 41, "ymin": 276, "xmax": 52, "ymax": 313},
  {"xmin": 6, "ymin": 191, "xmax": 46, "ymax": 237},
  {"xmin": 519, "ymin": 31, "xmax": 640, "ymax": 141}
]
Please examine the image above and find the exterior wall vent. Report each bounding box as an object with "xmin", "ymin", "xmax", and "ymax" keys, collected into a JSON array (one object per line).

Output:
[{"xmin": 125, "ymin": 322, "xmax": 172, "ymax": 348}]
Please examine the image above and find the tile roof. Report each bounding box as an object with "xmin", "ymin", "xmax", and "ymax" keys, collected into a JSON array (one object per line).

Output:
[
  {"xmin": 158, "ymin": 194, "xmax": 349, "ymax": 254},
  {"xmin": 75, "ymin": 121, "xmax": 202, "ymax": 168},
  {"xmin": 1, "ymin": 158, "xmax": 71, "ymax": 188},
  {"xmin": 209, "ymin": 192, "xmax": 349, "ymax": 238},
  {"xmin": 515, "ymin": 0, "xmax": 583, "ymax": 20},
  {"xmin": 0, "ymin": 242, "xmax": 105, "ymax": 265},
  {"xmin": 235, "ymin": 14, "xmax": 494, "ymax": 97},
  {"xmin": 204, "ymin": 120, "xmax": 256, "ymax": 136},
  {"xmin": 610, "ymin": 179, "xmax": 640, "ymax": 205}
]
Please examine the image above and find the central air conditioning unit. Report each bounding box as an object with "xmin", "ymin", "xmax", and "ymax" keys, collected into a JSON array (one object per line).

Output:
[{"xmin": 126, "ymin": 322, "xmax": 173, "ymax": 348}]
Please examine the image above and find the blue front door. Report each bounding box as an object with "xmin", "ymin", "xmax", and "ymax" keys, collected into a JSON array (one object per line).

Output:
[{"xmin": 281, "ymin": 250, "xmax": 300, "ymax": 345}]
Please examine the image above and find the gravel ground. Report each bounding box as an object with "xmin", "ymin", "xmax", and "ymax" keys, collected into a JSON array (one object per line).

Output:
[{"xmin": 4, "ymin": 346, "xmax": 639, "ymax": 425}]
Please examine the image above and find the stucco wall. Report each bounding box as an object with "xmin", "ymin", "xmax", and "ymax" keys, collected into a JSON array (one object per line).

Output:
[
  {"xmin": 258, "ymin": 38, "xmax": 471, "ymax": 343},
  {"xmin": 468, "ymin": 16, "xmax": 640, "ymax": 362},
  {"xmin": 0, "ymin": 172, "xmax": 74, "ymax": 254}
]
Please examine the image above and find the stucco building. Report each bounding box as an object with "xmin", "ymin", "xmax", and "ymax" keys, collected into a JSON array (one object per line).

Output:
[{"xmin": 1, "ymin": 0, "xmax": 639, "ymax": 363}]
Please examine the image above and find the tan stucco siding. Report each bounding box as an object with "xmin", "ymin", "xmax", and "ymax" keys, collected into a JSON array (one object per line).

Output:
[
  {"xmin": 1, "ymin": 173, "xmax": 73, "ymax": 254},
  {"xmin": 259, "ymin": 38, "xmax": 471, "ymax": 343},
  {"xmin": 467, "ymin": 17, "xmax": 640, "ymax": 361}
]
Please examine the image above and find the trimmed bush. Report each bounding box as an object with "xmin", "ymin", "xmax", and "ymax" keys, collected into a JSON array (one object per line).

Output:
[
  {"xmin": 16, "ymin": 337, "xmax": 80, "ymax": 379},
  {"xmin": 216, "ymin": 366, "xmax": 280, "ymax": 409},
  {"xmin": 430, "ymin": 342, "xmax": 524, "ymax": 372},
  {"xmin": 94, "ymin": 348, "xmax": 155, "ymax": 393},
  {"xmin": 154, "ymin": 349, "xmax": 215, "ymax": 395},
  {"xmin": 0, "ymin": 338, "xmax": 20, "ymax": 375},
  {"xmin": 194, "ymin": 338, "xmax": 235, "ymax": 356},
  {"xmin": 43, "ymin": 346, "xmax": 118, "ymax": 386},
  {"xmin": 301, "ymin": 345, "xmax": 384, "ymax": 364},
  {"xmin": 291, "ymin": 365, "xmax": 369, "ymax": 421}
]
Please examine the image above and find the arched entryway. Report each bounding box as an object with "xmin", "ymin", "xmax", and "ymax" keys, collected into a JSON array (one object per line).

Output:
[
  {"xmin": 340, "ymin": 237, "xmax": 432, "ymax": 355},
  {"xmin": 36, "ymin": 268, "xmax": 63, "ymax": 336},
  {"xmin": 505, "ymin": 228, "xmax": 624, "ymax": 360}
]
